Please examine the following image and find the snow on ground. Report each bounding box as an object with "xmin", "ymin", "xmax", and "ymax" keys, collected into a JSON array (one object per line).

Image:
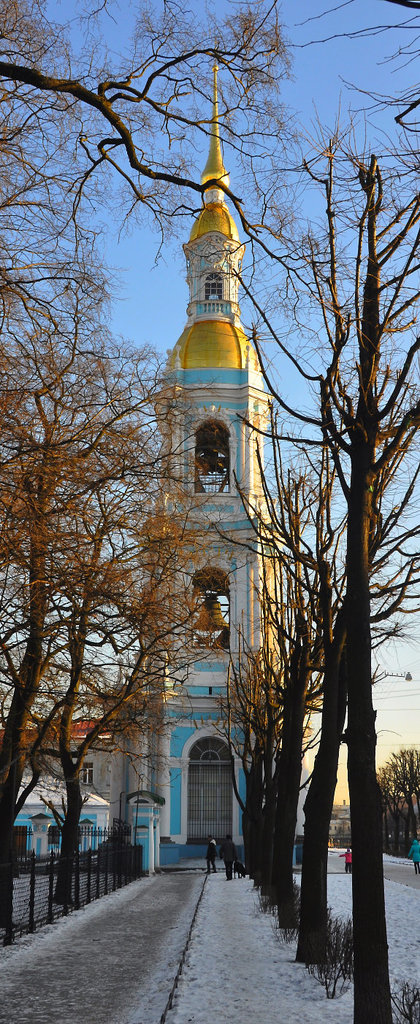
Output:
[
  {"xmin": 166, "ymin": 853, "xmax": 420, "ymax": 1024},
  {"xmin": 0, "ymin": 852, "xmax": 418, "ymax": 1023}
]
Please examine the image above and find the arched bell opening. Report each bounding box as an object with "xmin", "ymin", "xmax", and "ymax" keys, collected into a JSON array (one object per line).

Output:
[
  {"xmin": 187, "ymin": 737, "xmax": 232, "ymax": 841},
  {"xmin": 194, "ymin": 420, "xmax": 230, "ymax": 494},
  {"xmin": 192, "ymin": 567, "xmax": 230, "ymax": 650}
]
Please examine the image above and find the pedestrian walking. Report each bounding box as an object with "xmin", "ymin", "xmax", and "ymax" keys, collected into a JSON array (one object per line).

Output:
[
  {"xmin": 206, "ymin": 836, "xmax": 217, "ymax": 873},
  {"xmin": 408, "ymin": 837, "xmax": 420, "ymax": 875},
  {"xmin": 220, "ymin": 834, "xmax": 237, "ymax": 880},
  {"xmin": 339, "ymin": 848, "xmax": 352, "ymax": 873}
]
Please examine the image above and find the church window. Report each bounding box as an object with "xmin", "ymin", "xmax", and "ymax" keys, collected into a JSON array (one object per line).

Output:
[
  {"xmin": 193, "ymin": 567, "xmax": 230, "ymax": 650},
  {"xmin": 195, "ymin": 421, "xmax": 230, "ymax": 494},
  {"xmin": 187, "ymin": 737, "xmax": 232, "ymax": 840},
  {"xmin": 205, "ymin": 272, "xmax": 223, "ymax": 299}
]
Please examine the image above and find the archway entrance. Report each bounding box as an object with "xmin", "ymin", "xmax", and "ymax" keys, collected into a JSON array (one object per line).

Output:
[{"xmin": 187, "ymin": 737, "xmax": 232, "ymax": 841}]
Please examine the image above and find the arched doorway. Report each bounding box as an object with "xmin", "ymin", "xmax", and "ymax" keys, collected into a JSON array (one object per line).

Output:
[{"xmin": 187, "ymin": 737, "xmax": 232, "ymax": 841}]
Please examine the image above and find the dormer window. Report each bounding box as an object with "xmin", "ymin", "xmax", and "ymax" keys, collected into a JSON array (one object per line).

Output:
[
  {"xmin": 195, "ymin": 421, "xmax": 230, "ymax": 493},
  {"xmin": 205, "ymin": 273, "xmax": 223, "ymax": 300}
]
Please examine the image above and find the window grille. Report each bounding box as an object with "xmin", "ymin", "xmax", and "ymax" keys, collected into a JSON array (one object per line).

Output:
[
  {"xmin": 205, "ymin": 272, "xmax": 223, "ymax": 299},
  {"xmin": 187, "ymin": 738, "xmax": 232, "ymax": 841}
]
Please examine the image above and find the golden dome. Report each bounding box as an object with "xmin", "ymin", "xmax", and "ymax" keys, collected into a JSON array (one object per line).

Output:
[
  {"xmin": 170, "ymin": 320, "xmax": 256, "ymax": 370},
  {"xmin": 189, "ymin": 202, "xmax": 240, "ymax": 242}
]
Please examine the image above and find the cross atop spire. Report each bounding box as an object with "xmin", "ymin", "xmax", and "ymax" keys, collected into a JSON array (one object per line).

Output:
[{"xmin": 201, "ymin": 64, "xmax": 230, "ymax": 190}]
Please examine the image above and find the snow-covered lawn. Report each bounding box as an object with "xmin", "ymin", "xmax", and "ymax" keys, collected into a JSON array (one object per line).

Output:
[{"xmin": 166, "ymin": 856, "xmax": 420, "ymax": 1024}]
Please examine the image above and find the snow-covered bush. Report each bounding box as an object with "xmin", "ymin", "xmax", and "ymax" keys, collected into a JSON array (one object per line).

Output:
[
  {"xmin": 307, "ymin": 909, "xmax": 354, "ymax": 998},
  {"xmin": 391, "ymin": 982, "xmax": 420, "ymax": 1024}
]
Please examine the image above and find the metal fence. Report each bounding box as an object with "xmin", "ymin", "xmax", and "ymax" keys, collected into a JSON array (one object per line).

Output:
[{"xmin": 0, "ymin": 832, "xmax": 143, "ymax": 947}]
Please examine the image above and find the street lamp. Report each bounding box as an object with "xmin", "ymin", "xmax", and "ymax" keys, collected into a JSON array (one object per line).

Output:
[{"xmin": 373, "ymin": 669, "xmax": 412, "ymax": 683}]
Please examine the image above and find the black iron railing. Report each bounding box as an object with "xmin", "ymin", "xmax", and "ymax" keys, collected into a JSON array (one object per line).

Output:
[{"xmin": 0, "ymin": 830, "xmax": 142, "ymax": 946}]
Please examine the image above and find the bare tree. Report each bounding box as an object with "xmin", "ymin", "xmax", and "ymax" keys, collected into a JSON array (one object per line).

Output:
[
  {"xmin": 247, "ymin": 133, "xmax": 420, "ymax": 1022},
  {"xmin": 379, "ymin": 748, "xmax": 420, "ymax": 854},
  {"xmin": 223, "ymin": 631, "xmax": 283, "ymax": 884},
  {"xmin": 0, "ymin": 0, "xmax": 289, "ymax": 237},
  {"xmin": 0, "ymin": 272, "xmax": 199, "ymax": 865},
  {"xmin": 225, "ymin": 445, "xmax": 324, "ymax": 914}
]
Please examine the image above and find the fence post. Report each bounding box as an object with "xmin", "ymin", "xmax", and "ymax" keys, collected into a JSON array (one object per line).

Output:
[
  {"xmin": 96, "ymin": 845, "xmax": 101, "ymax": 900},
  {"xmin": 74, "ymin": 848, "xmax": 80, "ymax": 910},
  {"xmin": 47, "ymin": 851, "xmax": 54, "ymax": 924},
  {"xmin": 117, "ymin": 839, "xmax": 122, "ymax": 890},
  {"xmin": 63, "ymin": 854, "xmax": 72, "ymax": 916},
  {"xmin": 113, "ymin": 842, "xmax": 117, "ymax": 892},
  {"xmin": 28, "ymin": 851, "xmax": 36, "ymax": 933},
  {"xmin": 86, "ymin": 848, "xmax": 92, "ymax": 904},
  {"xmin": 104, "ymin": 844, "xmax": 108, "ymax": 896},
  {"xmin": 2, "ymin": 857, "xmax": 14, "ymax": 946}
]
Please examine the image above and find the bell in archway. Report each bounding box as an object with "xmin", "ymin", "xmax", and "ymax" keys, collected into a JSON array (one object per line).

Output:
[
  {"xmin": 195, "ymin": 594, "xmax": 226, "ymax": 633},
  {"xmin": 203, "ymin": 594, "xmax": 226, "ymax": 630}
]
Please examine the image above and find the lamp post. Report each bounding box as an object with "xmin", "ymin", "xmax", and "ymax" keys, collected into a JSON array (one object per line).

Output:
[
  {"xmin": 373, "ymin": 669, "xmax": 412, "ymax": 683},
  {"xmin": 118, "ymin": 791, "xmax": 126, "ymax": 828}
]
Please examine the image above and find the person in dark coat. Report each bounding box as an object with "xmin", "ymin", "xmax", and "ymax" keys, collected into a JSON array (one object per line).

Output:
[
  {"xmin": 206, "ymin": 836, "xmax": 217, "ymax": 873},
  {"xmin": 220, "ymin": 834, "xmax": 237, "ymax": 880}
]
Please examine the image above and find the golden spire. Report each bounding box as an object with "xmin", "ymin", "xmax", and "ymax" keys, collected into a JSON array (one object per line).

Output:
[{"xmin": 201, "ymin": 64, "xmax": 230, "ymax": 190}]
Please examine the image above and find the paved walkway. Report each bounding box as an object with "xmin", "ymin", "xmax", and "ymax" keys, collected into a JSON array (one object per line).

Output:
[
  {"xmin": 382, "ymin": 859, "xmax": 420, "ymax": 889},
  {"xmin": 0, "ymin": 871, "xmax": 204, "ymax": 1024}
]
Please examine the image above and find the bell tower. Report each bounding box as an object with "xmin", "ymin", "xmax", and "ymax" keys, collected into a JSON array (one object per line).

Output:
[{"xmin": 157, "ymin": 67, "xmax": 270, "ymax": 860}]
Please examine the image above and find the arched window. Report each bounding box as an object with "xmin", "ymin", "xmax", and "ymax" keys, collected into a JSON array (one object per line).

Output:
[
  {"xmin": 193, "ymin": 567, "xmax": 230, "ymax": 650},
  {"xmin": 187, "ymin": 737, "xmax": 232, "ymax": 840},
  {"xmin": 195, "ymin": 420, "xmax": 230, "ymax": 494},
  {"xmin": 205, "ymin": 272, "xmax": 223, "ymax": 299}
]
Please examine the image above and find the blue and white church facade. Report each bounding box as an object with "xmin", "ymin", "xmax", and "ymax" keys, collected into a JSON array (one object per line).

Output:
[
  {"xmin": 14, "ymin": 71, "xmax": 273, "ymax": 872},
  {"xmin": 155, "ymin": 68, "xmax": 270, "ymax": 865}
]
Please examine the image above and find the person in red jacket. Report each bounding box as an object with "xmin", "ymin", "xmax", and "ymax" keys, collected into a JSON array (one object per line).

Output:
[{"xmin": 339, "ymin": 848, "xmax": 352, "ymax": 873}]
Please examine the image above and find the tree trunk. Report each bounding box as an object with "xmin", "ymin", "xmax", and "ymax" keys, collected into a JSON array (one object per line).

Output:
[
  {"xmin": 273, "ymin": 703, "xmax": 307, "ymax": 929},
  {"xmin": 346, "ymin": 447, "xmax": 392, "ymax": 1024},
  {"xmin": 54, "ymin": 776, "xmax": 83, "ymax": 905},
  {"xmin": 0, "ymin": 519, "xmax": 47, "ymax": 863},
  {"xmin": 260, "ymin": 774, "xmax": 277, "ymax": 893},
  {"xmin": 0, "ymin": 688, "xmax": 35, "ymax": 864},
  {"xmin": 296, "ymin": 639, "xmax": 347, "ymax": 963},
  {"xmin": 242, "ymin": 760, "xmax": 264, "ymax": 881}
]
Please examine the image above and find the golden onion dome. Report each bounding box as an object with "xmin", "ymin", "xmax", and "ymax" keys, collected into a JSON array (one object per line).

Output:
[
  {"xmin": 170, "ymin": 320, "xmax": 258, "ymax": 371},
  {"xmin": 189, "ymin": 202, "xmax": 240, "ymax": 243}
]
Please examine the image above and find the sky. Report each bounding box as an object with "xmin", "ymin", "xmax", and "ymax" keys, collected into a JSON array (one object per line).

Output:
[
  {"xmin": 101, "ymin": 0, "xmax": 420, "ymax": 350},
  {"xmin": 48, "ymin": 0, "xmax": 420, "ymax": 797}
]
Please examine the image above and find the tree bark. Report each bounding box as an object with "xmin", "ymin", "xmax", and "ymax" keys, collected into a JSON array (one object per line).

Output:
[
  {"xmin": 346, "ymin": 446, "xmax": 392, "ymax": 1024},
  {"xmin": 273, "ymin": 673, "xmax": 309, "ymax": 928},
  {"xmin": 54, "ymin": 775, "xmax": 83, "ymax": 905},
  {"xmin": 296, "ymin": 646, "xmax": 347, "ymax": 963}
]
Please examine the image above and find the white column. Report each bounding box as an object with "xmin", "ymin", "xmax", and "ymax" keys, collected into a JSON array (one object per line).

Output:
[
  {"xmin": 180, "ymin": 758, "xmax": 189, "ymax": 843},
  {"xmin": 148, "ymin": 809, "xmax": 155, "ymax": 874},
  {"xmin": 157, "ymin": 727, "xmax": 171, "ymax": 839},
  {"xmin": 154, "ymin": 813, "xmax": 161, "ymax": 868}
]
